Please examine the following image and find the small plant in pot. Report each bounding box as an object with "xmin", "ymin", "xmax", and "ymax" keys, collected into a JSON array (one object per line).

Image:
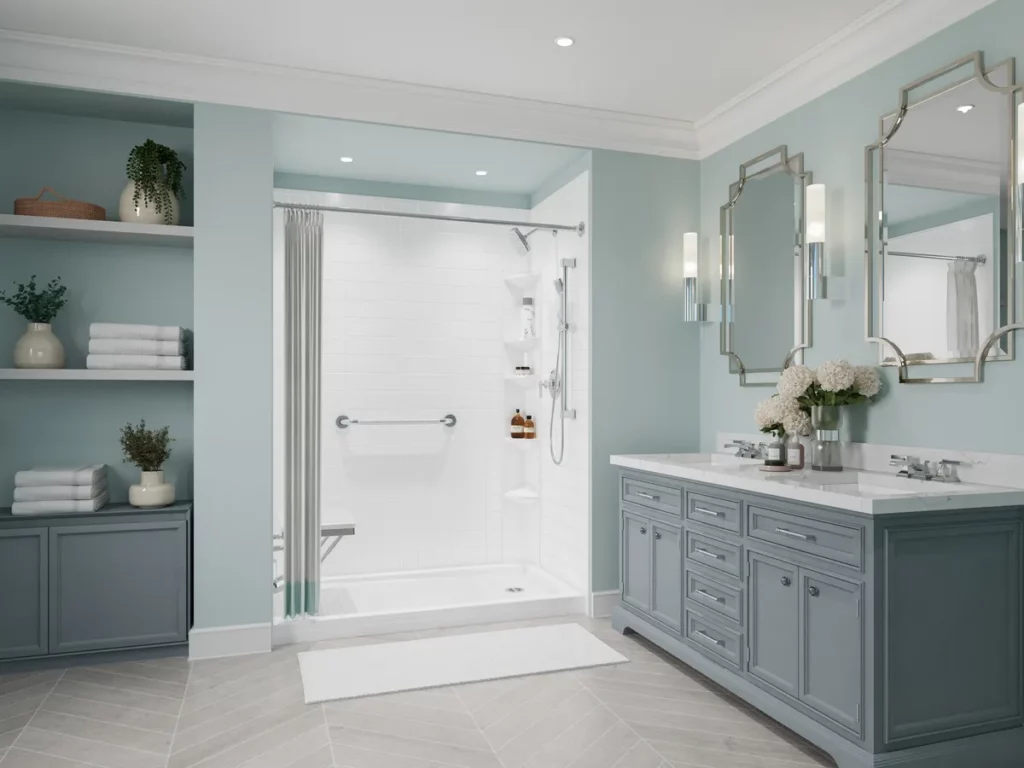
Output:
[
  {"xmin": 119, "ymin": 140, "xmax": 187, "ymax": 226},
  {"xmin": 0, "ymin": 275, "xmax": 68, "ymax": 369},
  {"xmin": 121, "ymin": 420, "xmax": 176, "ymax": 508}
]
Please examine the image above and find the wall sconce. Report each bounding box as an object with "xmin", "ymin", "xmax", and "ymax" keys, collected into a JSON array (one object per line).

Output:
[
  {"xmin": 683, "ymin": 232, "xmax": 707, "ymax": 322},
  {"xmin": 806, "ymin": 183, "xmax": 827, "ymax": 299}
]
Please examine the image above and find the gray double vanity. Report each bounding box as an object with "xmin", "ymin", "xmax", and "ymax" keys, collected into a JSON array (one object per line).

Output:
[{"xmin": 611, "ymin": 454, "xmax": 1023, "ymax": 768}]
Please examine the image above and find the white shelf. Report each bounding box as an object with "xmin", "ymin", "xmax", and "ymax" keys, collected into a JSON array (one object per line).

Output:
[
  {"xmin": 0, "ymin": 369, "xmax": 194, "ymax": 381},
  {"xmin": 0, "ymin": 214, "xmax": 194, "ymax": 249},
  {"xmin": 506, "ymin": 437, "xmax": 538, "ymax": 449},
  {"xmin": 504, "ymin": 487, "xmax": 540, "ymax": 503},
  {"xmin": 504, "ymin": 374, "xmax": 538, "ymax": 388},
  {"xmin": 504, "ymin": 338, "xmax": 539, "ymax": 353},
  {"xmin": 503, "ymin": 272, "xmax": 540, "ymax": 292}
]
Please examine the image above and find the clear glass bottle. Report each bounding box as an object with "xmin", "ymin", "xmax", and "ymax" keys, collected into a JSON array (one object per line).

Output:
[
  {"xmin": 765, "ymin": 435, "xmax": 787, "ymax": 467},
  {"xmin": 786, "ymin": 435, "xmax": 805, "ymax": 470}
]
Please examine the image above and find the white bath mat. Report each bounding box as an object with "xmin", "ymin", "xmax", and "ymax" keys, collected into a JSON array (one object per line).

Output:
[{"xmin": 297, "ymin": 623, "xmax": 628, "ymax": 704}]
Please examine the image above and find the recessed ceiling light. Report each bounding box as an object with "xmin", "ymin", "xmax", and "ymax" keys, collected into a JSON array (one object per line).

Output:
[
  {"xmin": 956, "ymin": 105, "xmax": 974, "ymax": 114},
  {"xmin": 476, "ymin": 170, "xmax": 488, "ymax": 176},
  {"xmin": 340, "ymin": 156, "xmax": 354, "ymax": 163},
  {"xmin": 555, "ymin": 36, "xmax": 575, "ymax": 47}
]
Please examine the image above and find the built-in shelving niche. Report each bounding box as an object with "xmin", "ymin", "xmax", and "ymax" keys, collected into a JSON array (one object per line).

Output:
[{"xmin": 0, "ymin": 82, "xmax": 195, "ymax": 506}]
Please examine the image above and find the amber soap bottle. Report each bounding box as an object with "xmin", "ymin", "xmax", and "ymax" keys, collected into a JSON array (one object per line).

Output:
[
  {"xmin": 523, "ymin": 415, "xmax": 536, "ymax": 439},
  {"xmin": 510, "ymin": 409, "xmax": 525, "ymax": 438}
]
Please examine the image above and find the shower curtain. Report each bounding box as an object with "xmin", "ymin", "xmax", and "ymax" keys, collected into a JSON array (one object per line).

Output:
[
  {"xmin": 283, "ymin": 209, "xmax": 323, "ymax": 618},
  {"xmin": 946, "ymin": 259, "xmax": 979, "ymax": 359}
]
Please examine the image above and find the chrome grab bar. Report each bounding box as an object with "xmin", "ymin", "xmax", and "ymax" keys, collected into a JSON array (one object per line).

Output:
[
  {"xmin": 337, "ymin": 414, "xmax": 457, "ymax": 428},
  {"xmin": 695, "ymin": 630, "xmax": 725, "ymax": 647},
  {"xmin": 775, "ymin": 527, "xmax": 815, "ymax": 542}
]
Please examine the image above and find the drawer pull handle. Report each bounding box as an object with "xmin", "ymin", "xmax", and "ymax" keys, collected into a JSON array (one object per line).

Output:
[
  {"xmin": 639, "ymin": 526, "xmax": 647, "ymax": 535},
  {"xmin": 694, "ymin": 588, "xmax": 724, "ymax": 603},
  {"xmin": 695, "ymin": 629, "xmax": 725, "ymax": 647},
  {"xmin": 775, "ymin": 527, "xmax": 815, "ymax": 542},
  {"xmin": 636, "ymin": 491, "xmax": 660, "ymax": 501},
  {"xmin": 809, "ymin": 585, "xmax": 820, "ymax": 597},
  {"xmin": 693, "ymin": 547, "xmax": 725, "ymax": 561},
  {"xmin": 693, "ymin": 507, "xmax": 723, "ymax": 518},
  {"xmin": 654, "ymin": 531, "xmax": 662, "ymax": 540}
]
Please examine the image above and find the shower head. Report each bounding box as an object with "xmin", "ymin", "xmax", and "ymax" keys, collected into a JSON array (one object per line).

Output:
[
  {"xmin": 553, "ymin": 278, "xmax": 564, "ymax": 295},
  {"xmin": 509, "ymin": 227, "xmax": 531, "ymax": 256}
]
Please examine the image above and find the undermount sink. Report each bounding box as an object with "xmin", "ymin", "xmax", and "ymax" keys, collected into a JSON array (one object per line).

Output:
[
  {"xmin": 810, "ymin": 471, "xmax": 983, "ymax": 497},
  {"xmin": 657, "ymin": 453, "xmax": 762, "ymax": 467}
]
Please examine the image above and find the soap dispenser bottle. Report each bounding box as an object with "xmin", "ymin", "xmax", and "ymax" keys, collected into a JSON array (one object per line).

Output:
[
  {"xmin": 510, "ymin": 409, "xmax": 525, "ymax": 439},
  {"xmin": 523, "ymin": 414, "xmax": 536, "ymax": 440}
]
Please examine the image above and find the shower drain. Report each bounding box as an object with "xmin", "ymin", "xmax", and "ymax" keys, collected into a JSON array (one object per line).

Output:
[{"xmin": 505, "ymin": 586, "xmax": 525, "ymax": 593}]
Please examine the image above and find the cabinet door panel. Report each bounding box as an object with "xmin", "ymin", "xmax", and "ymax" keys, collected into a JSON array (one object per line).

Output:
[
  {"xmin": 800, "ymin": 569, "xmax": 863, "ymax": 736},
  {"xmin": 50, "ymin": 521, "xmax": 187, "ymax": 654},
  {"xmin": 651, "ymin": 522, "xmax": 682, "ymax": 632},
  {"xmin": 748, "ymin": 551, "xmax": 799, "ymax": 698},
  {"xmin": 0, "ymin": 528, "xmax": 47, "ymax": 659},
  {"xmin": 622, "ymin": 512, "xmax": 652, "ymax": 615}
]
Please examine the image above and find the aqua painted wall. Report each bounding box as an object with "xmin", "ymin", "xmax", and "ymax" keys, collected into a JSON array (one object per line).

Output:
[
  {"xmin": 590, "ymin": 150, "xmax": 702, "ymax": 592},
  {"xmin": 0, "ymin": 107, "xmax": 194, "ymax": 506},
  {"xmin": 698, "ymin": 0, "xmax": 1024, "ymax": 455},
  {"xmin": 193, "ymin": 104, "xmax": 274, "ymax": 631}
]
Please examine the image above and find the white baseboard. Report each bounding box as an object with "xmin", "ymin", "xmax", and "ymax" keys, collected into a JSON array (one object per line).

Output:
[
  {"xmin": 590, "ymin": 590, "xmax": 620, "ymax": 618},
  {"xmin": 189, "ymin": 622, "xmax": 272, "ymax": 660}
]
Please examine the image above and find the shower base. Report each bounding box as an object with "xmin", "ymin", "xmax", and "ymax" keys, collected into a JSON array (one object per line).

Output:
[{"xmin": 272, "ymin": 563, "xmax": 585, "ymax": 645}]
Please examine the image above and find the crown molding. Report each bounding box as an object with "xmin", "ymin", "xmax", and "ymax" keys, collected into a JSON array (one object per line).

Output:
[
  {"xmin": 694, "ymin": 0, "xmax": 1001, "ymax": 158},
  {"xmin": 0, "ymin": 29, "xmax": 699, "ymax": 159}
]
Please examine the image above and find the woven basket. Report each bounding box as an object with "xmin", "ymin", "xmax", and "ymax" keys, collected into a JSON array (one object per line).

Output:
[{"xmin": 14, "ymin": 187, "xmax": 106, "ymax": 221}]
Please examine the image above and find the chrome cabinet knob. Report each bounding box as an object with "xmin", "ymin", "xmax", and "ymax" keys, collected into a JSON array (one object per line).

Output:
[
  {"xmin": 639, "ymin": 526, "xmax": 647, "ymax": 535},
  {"xmin": 654, "ymin": 531, "xmax": 662, "ymax": 540},
  {"xmin": 808, "ymin": 585, "xmax": 820, "ymax": 597},
  {"xmin": 781, "ymin": 576, "xmax": 791, "ymax": 587}
]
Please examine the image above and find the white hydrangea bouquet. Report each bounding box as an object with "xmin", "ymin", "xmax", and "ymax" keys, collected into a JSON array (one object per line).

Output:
[
  {"xmin": 779, "ymin": 359, "xmax": 881, "ymax": 408},
  {"xmin": 754, "ymin": 394, "xmax": 811, "ymax": 439}
]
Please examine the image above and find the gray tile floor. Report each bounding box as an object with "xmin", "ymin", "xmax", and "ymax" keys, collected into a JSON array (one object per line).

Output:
[{"xmin": 0, "ymin": 617, "xmax": 835, "ymax": 768}]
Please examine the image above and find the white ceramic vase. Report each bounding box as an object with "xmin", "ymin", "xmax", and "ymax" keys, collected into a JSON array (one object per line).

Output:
[
  {"xmin": 129, "ymin": 470, "xmax": 175, "ymax": 508},
  {"xmin": 14, "ymin": 322, "xmax": 65, "ymax": 369},
  {"xmin": 119, "ymin": 181, "xmax": 181, "ymax": 226}
]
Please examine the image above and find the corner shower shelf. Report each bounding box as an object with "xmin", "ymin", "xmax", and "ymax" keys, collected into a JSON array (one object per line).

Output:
[
  {"xmin": 504, "ymin": 374, "xmax": 538, "ymax": 388},
  {"xmin": 504, "ymin": 488, "xmax": 540, "ymax": 503},
  {"xmin": 0, "ymin": 214, "xmax": 194, "ymax": 248},
  {"xmin": 0, "ymin": 369, "xmax": 195, "ymax": 381},
  {"xmin": 504, "ymin": 338, "xmax": 539, "ymax": 352},
  {"xmin": 503, "ymin": 272, "xmax": 540, "ymax": 292},
  {"xmin": 506, "ymin": 437, "xmax": 538, "ymax": 450}
]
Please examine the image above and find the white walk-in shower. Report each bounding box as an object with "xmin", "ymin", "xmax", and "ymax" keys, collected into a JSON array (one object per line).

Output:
[{"xmin": 272, "ymin": 178, "xmax": 591, "ymax": 644}]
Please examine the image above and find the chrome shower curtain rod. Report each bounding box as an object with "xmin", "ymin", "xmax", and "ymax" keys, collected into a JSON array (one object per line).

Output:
[
  {"xmin": 888, "ymin": 249, "xmax": 987, "ymax": 265},
  {"xmin": 274, "ymin": 202, "xmax": 585, "ymax": 236}
]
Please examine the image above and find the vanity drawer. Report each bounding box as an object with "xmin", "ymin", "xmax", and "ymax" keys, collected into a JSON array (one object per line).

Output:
[
  {"xmin": 686, "ymin": 568, "xmax": 742, "ymax": 626},
  {"xmin": 685, "ymin": 609, "xmax": 742, "ymax": 671},
  {"xmin": 685, "ymin": 529, "xmax": 742, "ymax": 580},
  {"xmin": 686, "ymin": 491, "xmax": 742, "ymax": 536},
  {"xmin": 622, "ymin": 476, "xmax": 681, "ymax": 516},
  {"xmin": 747, "ymin": 505, "xmax": 863, "ymax": 569}
]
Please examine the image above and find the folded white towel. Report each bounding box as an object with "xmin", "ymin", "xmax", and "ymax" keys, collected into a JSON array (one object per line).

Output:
[
  {"xmin": 87, "ymin": 354, "xmax": 185, "ymax": 370},
  {"xmin": 90, "ymin": 323, "xmax": 183, "ymax": 341},
  {"xmin": 89, "ymin": 338, "xmax": 183, "ymax": 356},
  {"xmin": 14, "ymin": 479, "xmax": 108, "ymax": 502},
  {"xmin": 11, "ymin": 492, "xmax": 109, "ymax": 515},
  {"xmin": 15, "ymin": 465, "xmax": 107, "ymax": 488}
]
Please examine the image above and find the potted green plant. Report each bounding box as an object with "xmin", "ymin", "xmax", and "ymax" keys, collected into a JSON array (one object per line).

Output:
[
  {"xmin": 119, "ymin": 140, "xmax": 187, "ymax": 226},
  {"xmin": 120, "ymin": 420, "xmax": 175, "ymax": 507},
  {"xmin": 0, "ymin": 275, "xmax": 68, "ymax": 369}
]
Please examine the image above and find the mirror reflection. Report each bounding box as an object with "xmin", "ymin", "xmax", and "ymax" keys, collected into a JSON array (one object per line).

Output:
[
  {"xmin": 722, "ymin": 149, "xmax": 809, "ymax": 384},
  {"xmin": 877, "ymin": 62, "xmax": 1012, "ymax": 365}
]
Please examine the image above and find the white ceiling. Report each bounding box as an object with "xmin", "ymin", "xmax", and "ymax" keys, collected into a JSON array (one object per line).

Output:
[{"xmin": 0, "ymin": 0, "xmax": 890, "ymax": 123}]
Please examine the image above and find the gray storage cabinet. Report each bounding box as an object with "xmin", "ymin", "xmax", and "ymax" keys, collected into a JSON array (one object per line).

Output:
[
  {"xmin": 612, "ymin": 470, "xmax": 1024, "ymax": 768},
  {"xmin": 0, "ymin": 503, "xmax": 192, "ymax": 662}
]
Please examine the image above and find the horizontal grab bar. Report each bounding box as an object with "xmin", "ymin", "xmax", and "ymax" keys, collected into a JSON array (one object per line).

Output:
[{"xmin": 336, "ymin": 414, "xmax": 457, "ymax": 429}]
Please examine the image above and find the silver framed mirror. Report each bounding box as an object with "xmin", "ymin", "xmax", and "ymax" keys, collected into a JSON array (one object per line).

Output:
[
  {"xmin": 721, "ymin": 146, "xmax": 813, "ymax": 387},
  {"xmin": 865, "ymin": 52, "xmax": 1023, "ymax": 384}
]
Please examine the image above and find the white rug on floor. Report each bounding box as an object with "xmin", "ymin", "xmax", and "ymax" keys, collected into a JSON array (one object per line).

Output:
[{"xmin": 297, "ymin": 623, "xmax": 628, "ymax": 704}]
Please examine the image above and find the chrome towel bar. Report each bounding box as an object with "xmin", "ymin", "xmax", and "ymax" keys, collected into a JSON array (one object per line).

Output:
[{"xmin": 336, "ymin": 414, "xmax": 458, "ymax": 429}]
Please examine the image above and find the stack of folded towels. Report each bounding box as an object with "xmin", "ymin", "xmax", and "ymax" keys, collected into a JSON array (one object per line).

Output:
[
  {"xmin": 87, "ymin": 323, "xmax": 189, "ymax": 370},
  {"xmin": 13, "ymin": 465, "xmax": 109, "ymax": 515}
]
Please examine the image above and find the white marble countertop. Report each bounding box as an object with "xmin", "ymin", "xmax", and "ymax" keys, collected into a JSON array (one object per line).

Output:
[{"xmin": 611, "ymin": 453, "xmax": 1024, "ymax": 515}]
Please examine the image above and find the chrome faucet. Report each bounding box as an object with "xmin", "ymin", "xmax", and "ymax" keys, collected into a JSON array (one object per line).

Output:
[
  {"xmin": 726, "ymin": 440, "xmax": 764, "ymax": 460},
  {"xmin": 931, "ymin": 459, "xmax": 962, "ymax": 483},
  {"xmin": 890, "ymin": 455, "xmax": 932, "ymax": 480}
]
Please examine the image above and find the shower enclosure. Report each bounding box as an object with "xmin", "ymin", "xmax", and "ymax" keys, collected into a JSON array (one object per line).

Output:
[{"xmin": 272, "ymin": 178, "xmax": 591, "ymax": 643}]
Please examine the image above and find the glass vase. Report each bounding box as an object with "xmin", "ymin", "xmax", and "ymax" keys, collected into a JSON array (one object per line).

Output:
[{"xmin": 810, "ymin": 405, "xmax": 843, "ymax": 472}]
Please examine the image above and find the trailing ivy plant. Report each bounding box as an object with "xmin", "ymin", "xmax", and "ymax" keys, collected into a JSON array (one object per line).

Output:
[
  {"xmin": 0, "ymin": 275, "xmax": 68, "ymax": 323},
  {"xmin": 120, "ymin": 420, "xmax": 173, "ymax": 472},
  {"xmin": 126, "ymin": 140, "xmax": 187, "ymax": 224}
]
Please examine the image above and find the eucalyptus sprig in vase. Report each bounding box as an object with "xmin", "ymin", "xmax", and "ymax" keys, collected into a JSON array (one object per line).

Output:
[
  {"xmin": 0, "ymin": 275, "xmax": 68, "ymax": 369},
  {"xmin": 121, "ymin": 420, "xmax": 176, "ymax": 508},
  {"xmin": 119, "ymin": 140, "xmax": 187, "ymax": 226}
]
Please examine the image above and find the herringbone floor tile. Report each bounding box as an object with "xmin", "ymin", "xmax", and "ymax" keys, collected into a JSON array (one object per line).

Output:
[{"xmin": 0, "ymin": 618, "xmax": 834, "ymax": 768}]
